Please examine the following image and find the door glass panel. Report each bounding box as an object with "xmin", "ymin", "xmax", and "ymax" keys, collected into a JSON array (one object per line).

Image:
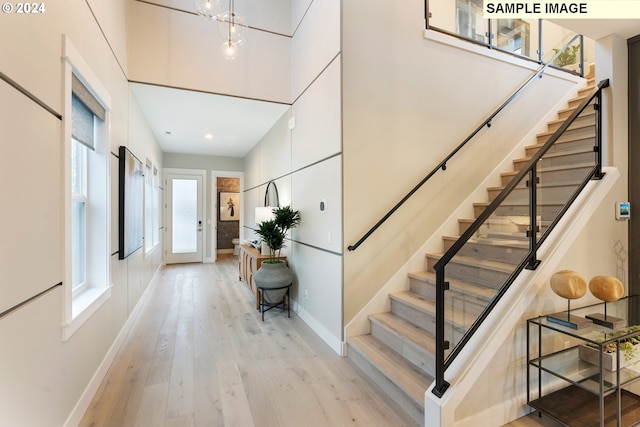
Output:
[{"xmin": 172, "ymin": 179, "xmax": 198, "ymax": 254}]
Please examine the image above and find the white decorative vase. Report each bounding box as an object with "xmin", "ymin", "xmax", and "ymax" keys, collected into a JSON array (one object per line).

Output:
[
  {"xmin": 254, "ymin": 261, "xmax": 293, "ymax": 303},
  {"xmin": 261, "ymin": 242, "xmax": 270, "ymax": 256}
]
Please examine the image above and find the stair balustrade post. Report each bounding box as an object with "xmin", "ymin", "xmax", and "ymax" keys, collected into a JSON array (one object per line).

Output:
[
  {"xmin": 526, "ymin": 165, "xmax": 541, "ymax": 270},
  {"xmin": 594, "ymin": 88, "xmax": 605, "ymax": 180},
  {"xmin": 432, "ymin": 267, "xmax": 450, "ymax": 397}
]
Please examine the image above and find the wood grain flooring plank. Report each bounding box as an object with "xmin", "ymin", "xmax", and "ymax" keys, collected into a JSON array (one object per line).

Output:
[{"xmin": 79, "ymin": 256, "xmax": 419, "ymax": 427}]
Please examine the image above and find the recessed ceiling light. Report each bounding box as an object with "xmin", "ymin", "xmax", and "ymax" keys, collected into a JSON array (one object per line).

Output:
[{"xmin": 205, "ymin": 133, "xmax": 214, "ymax": 140}]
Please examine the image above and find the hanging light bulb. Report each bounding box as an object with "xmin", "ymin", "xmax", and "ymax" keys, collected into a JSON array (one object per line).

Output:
[
  {"xmin": 217, "ymin": 10, "xmax": 246, "ymax": 45},
  {"xmin": 222, "ymin": 40, "xmax": 238, "ymax": 60},
  {"xmin": 194, "ymin": 0, "xmax": 221, "ymax": 20}
]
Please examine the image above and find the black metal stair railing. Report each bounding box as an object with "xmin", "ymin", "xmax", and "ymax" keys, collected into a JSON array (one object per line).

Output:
[
  {"xmin": 432, "ymin": 78, "xmax": 610, "ymax": 398},
  {"xmin": 347, "ymin": 34, "xmax": 584, "ymax": 253}
]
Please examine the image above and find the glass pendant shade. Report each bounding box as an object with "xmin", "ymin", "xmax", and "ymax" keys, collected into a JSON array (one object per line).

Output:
[
  {"xmin": 194, "ymin": 0, "xmax": 220, "ymax": 20},
  {"xmin": 217, "ymin": 11, "xmax": 247, "ymax": 45},
  {"xmin": 222, "ymin": 40, "xmax": 238, "ymax": 60}
]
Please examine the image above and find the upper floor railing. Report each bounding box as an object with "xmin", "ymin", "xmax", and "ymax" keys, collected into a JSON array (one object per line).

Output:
[{"xmin": 425, "ymin": 0, "xmax": 593, "ymax": 76}]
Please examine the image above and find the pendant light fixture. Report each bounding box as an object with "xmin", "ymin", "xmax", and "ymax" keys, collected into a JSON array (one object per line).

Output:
[
  {"xmin": 193, "ymin": 0, "xmax": 221, "ymax": 20},
  {"xmin": 194, "ymin": 0, "xmax": 247, "ymax": 60},
  {"xmin": 218, "ymin": 0, "xmax": 246, "ymax": 60}
]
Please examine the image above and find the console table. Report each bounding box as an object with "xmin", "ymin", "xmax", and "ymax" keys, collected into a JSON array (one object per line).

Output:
[
  {"xmin": 238, "ymin": 244, "xmax": 286, "ymax": 309},
  {"xmin": 527, "ymin": 296, "xmax": 640, "ymax": 426}
]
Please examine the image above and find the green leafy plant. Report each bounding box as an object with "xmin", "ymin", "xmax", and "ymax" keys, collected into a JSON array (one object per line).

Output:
[
  {"xmin": 588, "ymin": 325, "xmax": 640, "ymax": 365},
  {"xmin": 255, "ymin": 205, "xmax": 301, "ymax": 263},
  {"xmin": 553, "ymin": 44, "xmax": 580, "ymax": 67}
]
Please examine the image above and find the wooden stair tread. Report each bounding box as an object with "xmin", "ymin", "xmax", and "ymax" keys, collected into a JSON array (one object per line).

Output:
[
  {"xmin": 389, "ymin": 290, "xmax": 436, "ymax": 313},
  {"xmin": 514, "ymin": 147, "xmax": 594, "ymax": 163},
  {"xmin": 547, "ymin": 109, "xmax": 595, "ymax": 126},
  {"xmin": 369, "ymin": 312, "xmax": 436, "ymax": 354},
  {"xmin": 474, "ymin": 200, "xmax": 565, "ymax": 207},
  {"xmin": 536, "ymin": 122, "xmax": 594, "ymax": 138},
  {"xmin": 408, "ymin": 270, "xmax": 496, "ymax": 301},
  {"xmin": 426, "ymin": 253, "xmax": 515, "ymax": 273},
  {"xmin": 486, "ymin": 180, "xmax": 581, "ymax": 192},
  {"xmin": 501, "ymin": 162, "xmax": 594, "ymax": 178},
  {"xmin": 442, "ymin": 234, "xmax": 528, "ymax": 249},
  {"xmin": 349, "ymin": 335, "xmax": 432, "ymax": 407}
]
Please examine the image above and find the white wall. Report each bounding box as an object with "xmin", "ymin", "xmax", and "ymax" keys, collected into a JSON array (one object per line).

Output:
[
  {"xmin": 128, "ymin": 0, "xmax": 291, "ymax": 104},
  {"xmin": 163, "ymin": 153, "xmax": 245, "ymax": 261},
  {"xmin": 341, "ymin": 0, "xmax": 581, "ymax": 325},
  {"xmin": 0, "ymin": 1, "xmax": 163, "ymax": 425},
  {"xmin": 243, "ymin": 0, "xmax": 343, "ymax": 353}
]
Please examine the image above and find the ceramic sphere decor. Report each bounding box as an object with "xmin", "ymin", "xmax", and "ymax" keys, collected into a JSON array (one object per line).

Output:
[
  {"xmin": 589, "ymin": 275, "xmax": 624, "ymax": 302},
  {"xmin": 550, "ymin": 270, "xmax": 587, "ymax": 300}
]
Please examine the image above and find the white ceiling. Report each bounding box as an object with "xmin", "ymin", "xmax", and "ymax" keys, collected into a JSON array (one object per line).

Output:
[
  {"xmin": 130, "ymin": 83, "xmax": 290, "ymax": 158},
  {"xmin": 549, "ymin": 19, "xmax": 640, "ymax": 41}
]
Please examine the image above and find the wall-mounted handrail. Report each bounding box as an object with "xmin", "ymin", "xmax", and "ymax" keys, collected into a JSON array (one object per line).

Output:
[
  {"xmin": 431, "ymin": 78, "xmax": 610, "ymax": 397},
  {"xmin": 347, "ymin": 34, "xmax": 584, "ymax": 252}
]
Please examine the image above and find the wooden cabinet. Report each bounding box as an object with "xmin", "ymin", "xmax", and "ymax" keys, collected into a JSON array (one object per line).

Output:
[{"xmin": 238, "ymin": 244, "xmax": 286, "ymax": 309}]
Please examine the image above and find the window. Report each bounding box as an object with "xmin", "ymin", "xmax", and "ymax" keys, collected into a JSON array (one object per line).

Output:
[
  {"xmin": 153, "ymin": 166, "xmax": 161, "ymax": 247},
  {"xmin": 144, "ymin": 160, "xmax": 162, "ymax": 254},
  {"xmin": 71, "ymin": 132, "xmax": 87, "ymax": 290},
  {"xmin": 63, "ymin": 36, "xmax": 112, "ymax": 340},
  {"xmin": 144, "ymin": 160, "xmax": 155, "ymax": 253}
]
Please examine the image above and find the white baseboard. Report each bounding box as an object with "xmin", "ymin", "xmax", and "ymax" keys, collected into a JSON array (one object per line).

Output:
[
  {"xmin": 63, "ymin": 263, "xmax": 162, "ymax": 427},
  {"xmin": 296, "ymin": 306, "xmax": 343, "ymax": 356}
]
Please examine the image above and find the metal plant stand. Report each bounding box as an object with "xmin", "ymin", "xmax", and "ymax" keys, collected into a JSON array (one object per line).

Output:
[{"xmin": 257, "ymin": 283, "xmax": 291, "ymax": 321}]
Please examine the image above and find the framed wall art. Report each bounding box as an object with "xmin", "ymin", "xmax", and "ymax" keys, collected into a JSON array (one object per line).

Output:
[{"xmin": 219, "ymin": 192, "xmax": 240, "ymax": 221}]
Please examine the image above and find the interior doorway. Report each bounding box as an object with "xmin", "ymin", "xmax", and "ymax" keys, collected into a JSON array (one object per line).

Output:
[{"xmin": 211, "ymin": 171, "xmax": 243, "ymax": 261}]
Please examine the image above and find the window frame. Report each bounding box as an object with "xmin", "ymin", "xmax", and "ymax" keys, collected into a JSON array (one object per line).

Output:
[
  {"xmin": 62, "ymin": 35, "xmax": 112, "ymax": 341},
  {"xmin": 71, "ymin": 137, "xmax": 88, "ymax": 293},
  {"xmin": 144, "ymin": 159, "xmax": 161, "ymax": 255}
]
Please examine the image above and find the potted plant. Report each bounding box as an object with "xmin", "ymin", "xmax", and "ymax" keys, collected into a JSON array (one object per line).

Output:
[
  {"xmin": 578, "ymin": 325, "xmax": 640, "ymax": 371},
  {"xmin": 253, "ymin": 206, "xmax": 301, "ymax": 304}
]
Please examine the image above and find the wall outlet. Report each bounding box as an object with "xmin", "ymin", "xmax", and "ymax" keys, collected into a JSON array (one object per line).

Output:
[{"xmin": 304, "ymin": 290, "xmax": 308, "ymax": 300}]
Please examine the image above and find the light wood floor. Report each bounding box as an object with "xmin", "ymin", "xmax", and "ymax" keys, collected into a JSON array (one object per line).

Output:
[{"xmin": 79, "ymin": 256, "xmax": 418, "ymax": 427}]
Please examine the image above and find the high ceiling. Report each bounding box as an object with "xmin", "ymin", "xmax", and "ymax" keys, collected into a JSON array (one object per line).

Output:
[
  {"xmin": 130, "ymin": 83, "xmax": 290, "ymax": 158},
  {"xmin": 131, "ymin": 10, "xmax": 638, "ymax": 160}
]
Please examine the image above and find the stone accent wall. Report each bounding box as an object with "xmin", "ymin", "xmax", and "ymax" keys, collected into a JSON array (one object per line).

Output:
[{"xmin": 217, "ymin": 177, "xmax": 240, "ymax": 250}]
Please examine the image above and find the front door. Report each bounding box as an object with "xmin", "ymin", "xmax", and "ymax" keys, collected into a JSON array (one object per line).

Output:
[{"xmin": 166, "ymin": 171, "xmax": 204, "ymax": 264}]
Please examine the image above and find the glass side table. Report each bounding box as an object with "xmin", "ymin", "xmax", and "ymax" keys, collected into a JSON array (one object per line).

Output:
[{"xmin": 527, "ymin": 296, "xmax": 640, "ymax": 427}]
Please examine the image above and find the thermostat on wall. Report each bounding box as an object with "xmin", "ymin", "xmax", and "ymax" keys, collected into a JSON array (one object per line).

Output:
[{"xmin": 616, "ymin": 202, "xmax": 630, "ymax": 220}]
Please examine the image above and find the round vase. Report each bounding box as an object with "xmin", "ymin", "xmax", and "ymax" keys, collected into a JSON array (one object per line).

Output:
[{"xmin": 254, "ymin": 262, "xmax": 293, "ymax": 303}]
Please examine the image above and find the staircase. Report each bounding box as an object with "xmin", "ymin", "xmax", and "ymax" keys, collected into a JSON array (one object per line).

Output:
[{"xmin": 347, "ymin": 78, "xmax": 598, "ymax": 426}]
